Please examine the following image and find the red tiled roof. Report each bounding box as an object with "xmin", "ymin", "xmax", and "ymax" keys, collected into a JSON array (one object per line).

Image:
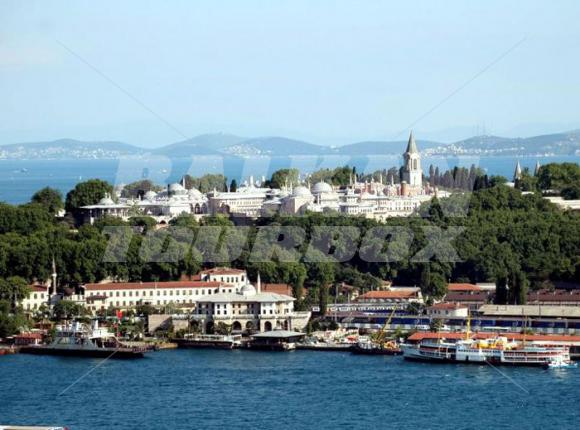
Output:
[
  {"xmin": 357, "ymin": 290, "xmax": 418, "ymax": 300},
  {"xmin": 15, "ymin": 332, "xmax": 43, "ymax": 339},
  {"xmin": 28, "ymin": 285, "xmax": 47, "ymax": 292},
  {"xmin": 84, "ymin": 281, "xmax": 223, "ymax": 291},
  {"xmin": 262, "ymin": 283, "xmax": 292, "ymax": 295},
  {"xmin": 447, "ymin": 283, "xmax": 481, "ymax": 292},
  {"xmin": 444, "ymin": 292, "xmax": 490, "ymax": 302},
  {"xmin": 527, "ymin": 290, "xmax": 580, "ymax": 302},
  {"xmin": 200, "ymin": 267, "xmax": 246, "ymax": 275}
]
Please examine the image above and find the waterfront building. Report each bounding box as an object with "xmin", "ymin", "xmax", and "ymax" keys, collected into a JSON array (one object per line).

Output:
[
  {"xmin": 193, "ymin": 274, "xmax": 310, "ymax": 333},
  {"xmin": 83, "ymin": 280, "xmax": 227, "ymax": 312}
]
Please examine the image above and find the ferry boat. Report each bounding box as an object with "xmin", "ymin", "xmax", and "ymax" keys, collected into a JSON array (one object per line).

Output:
[
  {"xmin": 173, "ymin": 334, "xmax": 242, "ymax": 349},
  {"xmin": 402, "ymin": 336, "xmax": 573, "ymax": 367},
  {"xmin": 19, "ymin": 321, "xmax": 147, "ymax": 359},
  {"xmin": 454, "ymin": 337, "xmax": 571, "ymax": 366},
  {"xmin": 401, "ymin": 339, "xmax": 457, "ymax": 363}
]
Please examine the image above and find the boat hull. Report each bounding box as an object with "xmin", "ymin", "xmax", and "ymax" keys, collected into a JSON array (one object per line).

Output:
[
  {"xmin": 351, "ymin": 345, "xmax": 402, "ymax": 355},
  {"xmin": 173, "ymin": 339, "xmax": 238, "ymax": 350},
  {"xmin": 19, "ymin": 345, "xmax": 144, "ymax": 359}
]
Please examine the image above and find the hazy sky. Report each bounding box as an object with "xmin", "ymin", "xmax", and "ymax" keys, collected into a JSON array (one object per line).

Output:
[{"xmin": 1, "ymin": 1, "xmax": 579, "ymax": 147}]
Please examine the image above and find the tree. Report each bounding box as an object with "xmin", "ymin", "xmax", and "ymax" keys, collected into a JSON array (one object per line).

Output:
[
  {"xmin": 0, "ymin": 276, "xmax": 31, "ymax": 311},
  {"xmin": 229, "ymin": 179, "xmax": 238, "ymax": 192},
  {"xmin": 121, "ymin": 180, "xmax": 162, "ymax": 198},
  {"xmin": 537, "ymin": 163, "xmax": 580, "ymax": 192},
  {"xmin": 52, "ymin": 300, "xmax": 84, "ymax": 320},
  {"xmin": 31, "ymin": 187, "xmax": 64, "ymax": 214},
  {"xmin": 65, "ymin": 179, "xmax": 114, "ymax": 213},
  {"xmin": 266, "ymin": 168, "xmax": 300, "ymax": 189}
]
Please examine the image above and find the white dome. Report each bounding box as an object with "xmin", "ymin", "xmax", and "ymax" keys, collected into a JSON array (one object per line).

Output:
[
  {"xmin": 240, "ymin": 283, "xmax": 257, "ymax": 296},
  {"xmin": 188, "ymin": 188, "xmax": 203, "ymax": 198},
  {"xmin": 98, "ymin": 196, "xmax": 115, "ymax": 206},
  {"xmin": 293, "ymin": 186, "xmax": 312, "ymax": 197},
  {"xmin": 312, "ymin": 181, "xmax": 333, "ymax": 194},
  {"xmin": 144, "ymin": 191, "xmax": 157, "ymax": 200},
  {"xmin": 169, "ymin": 183, "xmax": 185, "ymax": 193}
]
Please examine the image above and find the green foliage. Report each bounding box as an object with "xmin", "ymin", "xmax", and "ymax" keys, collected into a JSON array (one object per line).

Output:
[
  {"xmin": 65, "ymin": 179, "xmax": 114, "ymax": 213},
  {"xmin": 265, "ymin": 168, "xmax": 300, "ymax": 189},
  {"xmin": 183, "ymin": 174, "xmax": 227, "ymax": 193},
  {"xmin": 52, "ymin": 300, "xmax": 86, "ymax": 320},
  {"xmin": 31, "ymin": 187, "xmax": 64, "ymax": 214},
  {"xmin": 537, "ymin": 163, "xmax": 580, "ymax": 192},
  {"xmin": 309, "ymin": 166, "xmax": 353, "ymax": 187},
  {"xmin": 121, "ymin": 180, "xmax": 163, "ymax": 198},
  {"xmin": 0, "ymin": 299, "xmax": 28, "ymax": 337},
  {"xmin": 561, "ymin": 182, "xmax": 580, "ymax": 200}
]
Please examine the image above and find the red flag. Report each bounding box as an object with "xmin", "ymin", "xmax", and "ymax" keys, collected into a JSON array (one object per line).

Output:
[{"xmin": 116, "ymin": 310, "xmax": 123, "ymax": 321}]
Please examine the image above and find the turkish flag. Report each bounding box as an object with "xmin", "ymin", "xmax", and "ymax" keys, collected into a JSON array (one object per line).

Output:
[{"xmin": 116, "ymin": 310, "xmax": 123, "ymax": 320}]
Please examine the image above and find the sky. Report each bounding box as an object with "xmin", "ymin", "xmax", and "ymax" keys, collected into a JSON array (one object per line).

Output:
[{"xmin": 1, "ymin": 1, "xmax": 580, "ymax": 148}]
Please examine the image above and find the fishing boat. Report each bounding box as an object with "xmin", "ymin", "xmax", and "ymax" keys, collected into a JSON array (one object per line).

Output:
[{"xmin": 19, "ymin": 321, "xmax": 147, "ymax": 359}]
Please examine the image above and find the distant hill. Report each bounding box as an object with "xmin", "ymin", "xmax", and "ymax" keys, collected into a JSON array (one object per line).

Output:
[
  {"xmin": 335, "ymin": 139, "xmax": 442, "ymax": 155},
  {"xmin": 2, "ymin": 130, "xmax": 579, "ymax": 160},
  {"xmin": 430, "ymin": 131, "xmax": 580, "ymax": 156},
  {"xmin": 222, "ymin": 136, "xmax": 329, "ymax": 156},
  {"xmin": 152, "ymin": 133, "xmax": 245, "ymax": 157},
  {"xmin": 0, "ymin": 139, "xmax": 144, "ymax": 160}
]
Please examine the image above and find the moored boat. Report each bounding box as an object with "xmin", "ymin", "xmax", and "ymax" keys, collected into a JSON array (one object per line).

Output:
[
  {"xmin": 19, "ymin": 321, "xmax": 147, "ymax": 359},
  {"xmin": 172, "ymin": 334, "xmax": 242, "ymax": 349},
  {"xmin": 352, "ymin": 338, "xmax": 402, "ymax": 355}
]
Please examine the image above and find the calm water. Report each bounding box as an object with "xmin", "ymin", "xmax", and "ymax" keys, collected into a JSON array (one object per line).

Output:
[
  {"xmin": 1, "ymin": 155, "xmax": 579, "ymax": 204},
  {"xmin": 0, "ymin": 349, "xmax": 578, "ymax": 429}
]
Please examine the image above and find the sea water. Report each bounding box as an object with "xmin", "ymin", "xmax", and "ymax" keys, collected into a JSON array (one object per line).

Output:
[
  {"xmin": 0, "ymin": 349, "xmax": 578, "ymax": 429},
  {"xmin": 1, "ymin": 155, "xmax": 578, "ymax": 205}
]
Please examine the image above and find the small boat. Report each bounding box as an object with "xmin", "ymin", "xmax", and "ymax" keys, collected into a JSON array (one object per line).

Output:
[
  {"xmin": 172, "ymin": 334, "xmax": 242, "ymax": 349},
  {"xmin": 545, "ymin": 356, "xmax": 578, "ymax": 369},
  {"xmin": 352, "ymin": 338, "xmax": 402, "ymax": 355},
  {"xmin": 19, "ymin": 320, "xmax": 147, "ymax": 359}
]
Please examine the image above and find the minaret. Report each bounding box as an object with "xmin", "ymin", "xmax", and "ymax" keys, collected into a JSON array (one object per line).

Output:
[
  {"xmin": 51, "ymin": 256, "xmax": 57, "ymax": 296},
  {"xmin": 257, "ymin": 272, "xmax": 261, "ymax": 294},
  {"xmin": 402, "ymin": 131, "xmax": 422, "ymax": 187},
  {"xmin": 514, "ymin": 160, "xmax": 522, "ymax": 182},
  {"xmin": 534, "ymin": 160, "xmax": 541, "ymax": 176}
]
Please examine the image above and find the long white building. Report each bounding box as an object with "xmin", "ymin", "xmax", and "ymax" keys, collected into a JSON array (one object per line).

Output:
[{"xmin": 80, "ymin": 133, "xmax": 440, "ymax": 223}]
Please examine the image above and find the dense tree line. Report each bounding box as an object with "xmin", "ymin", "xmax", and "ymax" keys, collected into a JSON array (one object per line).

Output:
[{"xmin": 0, "ymin": 165, "xmax": 578, "ymax": 331}]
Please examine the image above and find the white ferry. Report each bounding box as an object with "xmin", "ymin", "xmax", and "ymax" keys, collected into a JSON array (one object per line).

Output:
[{"xmin": 20, "ymin": 320, "xmax": 147, "ymax": 359}]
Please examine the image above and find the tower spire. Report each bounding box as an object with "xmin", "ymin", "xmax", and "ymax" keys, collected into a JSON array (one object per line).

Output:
[
  {"xmin": 514, "ymin": 160, "xmax": 522, "ymax": 181},
  {"xmin": 405, "ymin": 131, "xmax": 419, "ymax": 154}
]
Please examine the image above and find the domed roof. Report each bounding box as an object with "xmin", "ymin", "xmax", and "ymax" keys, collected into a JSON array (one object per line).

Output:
[
  {"xmin": 169, "ymin": 183, "xmax": 185, "ymax": 193},
  {"xmin": 188, "ymin": 187, "xmax": 203, "ymax": 198},
  {"xmin": 240, "ymin": 283, "xmax": 257, "ymax": 296},
  {"xmin": 293, "ymin": 185, "xmax": 312, "ymax": 197},
  {"xmin": 98, "ymin": 196, "xmax": 115, "ymax": 206},
  {"xmin": 312, "ymin": 181, "xmax": 333, "ymax": 194},
  {"xmin": 144, "ymin": 190, "xmax": 157, "ymax": 200}
]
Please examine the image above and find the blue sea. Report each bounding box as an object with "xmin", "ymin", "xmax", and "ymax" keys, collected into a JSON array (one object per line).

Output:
[
  {"xmin": 1, "ymin": 349, "xmax": 578, "ymax": 429},
  {"xmin": 0, "ymin": 155, "xmax": 578, "ymax": 204}
]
